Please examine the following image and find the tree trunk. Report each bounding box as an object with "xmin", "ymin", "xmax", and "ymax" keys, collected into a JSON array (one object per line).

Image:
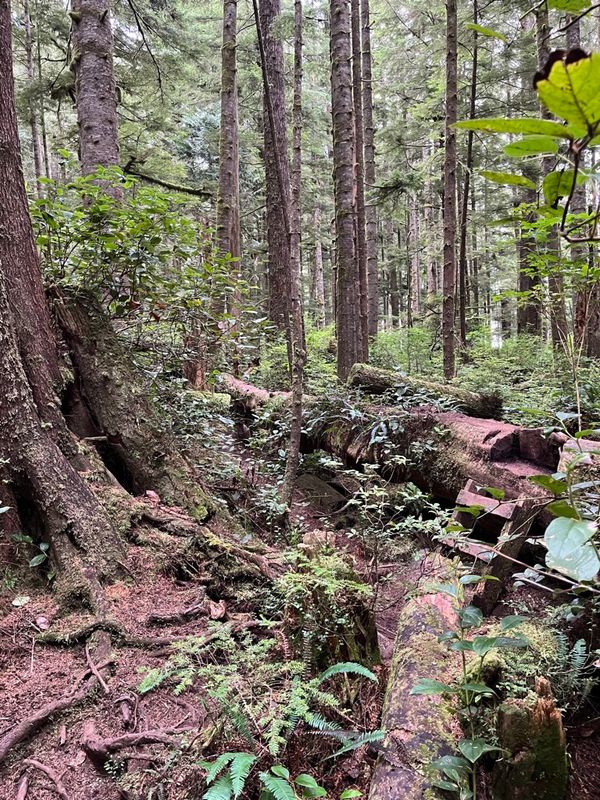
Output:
[
  {"xmin": 457, "ymin": 0, "xmax": 478, "ymax": 347},
  {"xmin": 0, "ymin": 1, "xmax": 121, "ymax": 603},
  {"xmin": 443, "ymin": 0, "xmax": 457, "ymax": 379},
  {"xmin": 351, "ymin": 0, "xmax": 368, "ymax": 360},
  {"xmin": 23, "ymin": 0, "xmax": 43, "ymax": 193},
  {"xmin": 347, "ymin": 362, "xmax": 503, "ymax": 419},
  {"xmin": 259, "ymin": 0, "xmax": 291, "ymax": 330},
  {"xmin": 516, "ymin": 181, "xmax": 542, "ymax": 336},
  {"xmin": 331, "ymin": 0, "xmax": 359, "ymax": 379},
  {"xmin": 71, "ymin": 0, "xmax": 121, "ymax": 184},
  {"xmin": 216, "ymin": 0, "xmax": 241, "ymax": 267},
  {"xmin": 409, "ymin": 199, "xmax": 421, "ymax": 316},
  {"xmin": 361, "ymin": 0, "xmax": 378, "ymax": 337},
  {"xmin": 312, "ymin": 206, "xmax": 327, "ymax": 327}
]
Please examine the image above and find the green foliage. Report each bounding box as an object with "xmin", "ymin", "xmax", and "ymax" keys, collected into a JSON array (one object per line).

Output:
[
  {"xmin": 480, "ymin": 171, "xmax": 536, "ymax": 190},
  {"xmin": 411, "ymin": 570, "xmax": 529, "ymax": 799}
]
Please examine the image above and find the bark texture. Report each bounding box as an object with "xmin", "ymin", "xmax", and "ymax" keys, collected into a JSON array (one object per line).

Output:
[
  {"xmin": 259, "ymin": 0, "xmax": 291, "ymax": 329},
  {"xmin": 443, "ymin": 0, "xmax": 457, "ymax": 378},
  {"xmin": 216, "ymin": 0, "xmax": 241, "ymax": 265},
  {"xmin": 361, "ymin": 0, "xmax": 378, "ymax": 337},
  {"xmin": 72, "ymin": 0, "xmax": 120, "ymax": 179},
  {"xmin": 351, "ymin": 0, "xmax": 368, "ymax": 359},
  {"xmin": 331, "ymin": 0, "xmax": 359, "ymax": 379}
]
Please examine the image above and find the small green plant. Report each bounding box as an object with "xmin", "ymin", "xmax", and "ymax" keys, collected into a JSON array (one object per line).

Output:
[
  {"xmin": 138, "ymin": 623, "xmax": 380, "ymax": 759},
  {"xmin": 410, "ymin": 572, "xmax": 529, "ymax": 799},
  {"xmin": 199, "ymin": 754, "xmax": 327, "ymax": 800},
  {"xmin": 12, "ymin": 532, "xmax": 50, "ymax": 569}
]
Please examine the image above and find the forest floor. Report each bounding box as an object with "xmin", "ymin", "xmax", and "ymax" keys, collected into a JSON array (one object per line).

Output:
[{"xmin": 1, "ymin": 416, "xmax": 599, "ymax": 800}]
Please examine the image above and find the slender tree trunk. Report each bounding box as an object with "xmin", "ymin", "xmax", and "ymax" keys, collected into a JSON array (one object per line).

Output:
[
  {"xmin": 23, "ymin": 0, "xmax": 43, "ymax": 192},
  {"xmin": 458, "ymin": 0, "xmax": 478, "ymax": 347},
  {"xmin": 216, "ymin": 0, "xmax": 241, "ymax": 266},
  {"xmin": 330, "ymin": 0, "xmax": 359, "ymax": 380},
  {"xmin": 259, "ymin": 0, "xmax": 291, "ymax": 330},
  {"xmin": 409, "ymin": 199, "xmax": 421, "ymax": 317},
  {"xmin": 361, "ymin": 0, "xmax": 378, "ymax": 337},
  {"xmin": 290, "ymin": 0, "xmax": 303, "ymax": 330},
  {"xmin": 351, "ymin": 0, "xmax": 368, "ymax": 360},
  {"xmin": 443, "ymin": 0, "xmax": 457, "ymax": 379},
  {"xmin": 254, "ymin": 0, "xmax": 304, "ymax": 509},
  {"xmin": 71, "ymin": 0, "xmax": 121, "ymax": 189},
  {"xmin": 312, "ymin": 206, "xmax": 326, "ymax": 327}
]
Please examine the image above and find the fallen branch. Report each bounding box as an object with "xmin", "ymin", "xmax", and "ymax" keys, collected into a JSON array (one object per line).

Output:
[
  {"xmin": 82, "ymin": 721, "xmax": 189, "ymax": 771},
  {"xmin": 146, "ymin": 590, "xmax": 210, "ymax": 625},
  {"xmin": 16, "ymin": 774, "xmax": 28, "ymax": 800},
  {"xmin": 85, "ymin": 642, "xmax": 110, "ymax": 694},
  {"xmin": 24, "ymin": 758, "xmax": 70, "ymax": 800}
]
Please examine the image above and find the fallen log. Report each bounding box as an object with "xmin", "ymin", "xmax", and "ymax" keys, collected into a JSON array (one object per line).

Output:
[
  {"xmin": 347, "ymin": 363, "xmax": 503, "ymax": 420},
  {"xmin": 369, "ymin": 555, "xmax": 462, "ymax": 800}
]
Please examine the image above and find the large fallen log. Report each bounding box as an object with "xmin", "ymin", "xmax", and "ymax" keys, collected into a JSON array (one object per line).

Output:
[
  {"xmin": 347, "ymin": 363, "xmax": 503, "ymax": 420},
  {"xmin": 369, "ymin": 555, "xmax": 462, "ymax": 800}
]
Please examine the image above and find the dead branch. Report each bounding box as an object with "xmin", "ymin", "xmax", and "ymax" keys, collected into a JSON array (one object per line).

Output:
[{"xmin": 24, "ymin": 758, "xmax": 70, "ymax": 800}]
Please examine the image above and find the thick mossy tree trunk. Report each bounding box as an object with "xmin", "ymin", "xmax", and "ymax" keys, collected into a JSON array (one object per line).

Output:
[{"xmin": 54, "ymin": 290, "xmax": 215, "ymax": 520}]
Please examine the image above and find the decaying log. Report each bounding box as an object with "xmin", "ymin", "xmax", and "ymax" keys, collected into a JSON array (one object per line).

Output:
[
  {"xmin": 369, "ymin": 555, "xmax": 461, "ymax": 800},
  {"xmin": 492, "ymin": 677, "xmax": 568, "ymax": 800},
  {"xmin": 347, "ymin": 363, "xmax": 503, "ymax": 420}
]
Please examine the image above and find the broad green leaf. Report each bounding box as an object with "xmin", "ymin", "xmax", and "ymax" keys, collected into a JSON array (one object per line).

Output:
[
  {"xmin": 546, "ymin": 543, "xmax": 600, "ymax": 582},
  {"xmin": 271, "ymin": 766, "xmax": 290, "ymax": 780},
  {"xmin": 504, "ymin": 136, "xmax": 560, "ymax": 158},
  {"xmin": 460, "ymin": 682, "xmax": 496, "ymax": 695},
  {"xmin": 410, "ymin": 678, "xmax": 455, "ymax": 696},
  {"xmin": 472, "ymin": 636, "xmax": 499, "ymax": 657},
  {"xmin": 465, "ymin": 23, "xmax": 507, "ymax": 41},
  {"xmin": 455, "ymin": 117, "xmax": 572, "ymax": 138},
  {"xmin": 458, "ymin": 605, "xmax": 484, "ymax": 629},
  {"xmin": 432, "ymin": 779, "xmax": 460, "ymax": 791},
  {"xmin": 450, "ymin": 640, "xmax": 475, "ymax": 652},
  {"xmin": 543, "ymin": 169, "xmax": 588, "ymax": 206},
  {"xmin": 547, "ymin": 0, "xmax": 591, "ymax": 16},
  {"xmin": 431, "ymin": 755, "xmax": 471, "ymax": 773},
  {"xmin": 536, "ymin": 52, "xmax": 600, "ymax": 133},
  {"xmin": 29, "ymin": 553, "xmax": 48, "ymax": 567},
  {"xmin": 545, "ymin": 518, "xmax": 600, "ymax": 581},
  {"xmin": 546, "ymin": 500, "xmax": 581, "ymax": 519},
  {"xmin": 458, "ymin": 738, "xmax": 501, "ymax": 763},
  {"xmin": 499, "ymin": 615, "xmax": 527, "ymax": 631},
  {"xmin": 340, "ymin": 792, "xmax": 362, "ymax": 800},
  {"xmin": 528, "ymin": 473, "xmax": 566, "ymax": 496},
  {"xmin": 480, "ymin": 171, "xmax": 536, "ymax": 190},
  {"xmin": 481, "ymin": 487, "xmax": 505, "ymax": 500},
  {"xmin": 294, "ymin": 774, "xmax": 327, "ymax": 798}
]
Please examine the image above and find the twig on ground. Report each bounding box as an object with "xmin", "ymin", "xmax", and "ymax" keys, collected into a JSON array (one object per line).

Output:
[
  {"xmin": 85, "ymin": 643, "xmax": 110, "ymax": 694},
  {"xmin": 24, "ymin": 759, "xmax": 70, "ymax": 800}
]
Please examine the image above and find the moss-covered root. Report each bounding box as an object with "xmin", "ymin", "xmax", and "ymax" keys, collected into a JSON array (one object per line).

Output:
[{"xmin": 492, "ymin": 677, "xmax": 568, "ymax": 800}]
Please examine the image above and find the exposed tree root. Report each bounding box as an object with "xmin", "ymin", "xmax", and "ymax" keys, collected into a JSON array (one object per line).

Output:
[
  {"xmin": 146, "ymin": 590, "xmax": 210, "ymax": 625},
  {"xmin": 16, "ymin": 774, "xmax": 28, "ymax": 800},
  {"xmin": 24, "ymin": 759, "xmax": 70, "ymax": 800},
  {"xmin": 82, "ymin": 720, "xmax": 191, "ymax": 771},
  {"xmin": 0, "ymin": 681, "xmax": 94, "ymax": 765}
]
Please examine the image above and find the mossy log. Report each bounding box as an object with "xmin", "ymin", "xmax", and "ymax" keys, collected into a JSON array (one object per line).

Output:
[
  {"xmin": 347, "ymin": 363, "xmax": 503, "ymax": 420},
  {"xmin": 492, "ymin": 677, "xmax": 568, "ymax": 800},
  {"xmin": 369, "ymin": 555, "xmax": 461, "ymax": 800}
]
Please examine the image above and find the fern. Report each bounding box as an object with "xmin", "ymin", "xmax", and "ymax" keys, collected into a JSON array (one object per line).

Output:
[
  {"xmin": 230, "ymin": 753, "xmax": 257, "ymax": 798},
  {"xmin": 258, "ymin": 771, "xmax": 296, "ymax": 800},
  {"xmin": 326, "ymin": 729, "xmax": 385, "ymax": 758},
  {"xmin": 137, "ymin": 667, "xmax": 169, "ymax": 694},
  {"xmin": 304, "ymin": 711, "xmax": 341, "ymax": 732},
  {"xmin": 317, "ymin": 661, "xmax": 378, "ymax": 684},
  {"xmin": 204, "ymin": 775, "xmax": 234, "ymax": 800},
  {"xmin": 199, "ymin": 752, "xmax": 237, "ymax": 785}
]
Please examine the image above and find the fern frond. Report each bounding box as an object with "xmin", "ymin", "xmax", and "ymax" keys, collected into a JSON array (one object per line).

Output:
[
  {"xmin": 137, "ymin": 667, "xmax": 168, "ymax": 694},
  {"xmin": 200, "ymin": 752, "xmax": 237, "ymax": 784},
  {"xmin": 204, "ymin": 774, "xmax": 234, "ymax": 800},
  {"xmin": 258, "ymin": 772, "xmax": 296, "ymax": 800},
  {"xmin": 304, "ymin": 711, "xmax": 342, "ymax": 732},
  {"xmin": 328, "ymin": 729, "xmax": 385, "ymax": 758},
  {"xmin": 230, "ymin": 752, "xmax": 257, "ymax": 798},
  {"xmin": 317, "ymin": 661, "xmax": 378, "ymax": 684}
]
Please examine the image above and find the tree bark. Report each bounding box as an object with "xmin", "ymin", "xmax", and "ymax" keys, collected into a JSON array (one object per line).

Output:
[
  {"xmin": 311, "ymin": 206, "xmax": 327, "ymax": 327},
  {"xmin": 71, "ymin": 0, "xmax": 121, "ymax": 185},
  {"xmin": 361, "ymin": 0, "xmax": 378, "ymax": 337},
  {"xmin": 0, "ymin": 0, "xmax": 121, "ymax": 601},
  {"xmin": 259, "ymin": 0, "xmax": 291, "ymax": 330},
  {"xmin": 347, "ymin": 362, "xmax": 503, "ymax": 419},
  {"xmin": 351, "ymin": 0, "xmax": 369, "ymax": 360},
  {"xmin": 331, "ymin": 0, "xmax": 360, "ymax": 380},
  {"xmin": 457, "ymin": 0, "xmax": 478, "ymax": 347},
  {"xmin": 216, "ymin": 0, "xmax": 241, "ymax": 266},
  {"xmin": 23, "ymin": 0, "xmax": 44, "ymax": 193},
  {"xmin": 443, "ymin": 0, "xmax": 457, "ymax": 378}
]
